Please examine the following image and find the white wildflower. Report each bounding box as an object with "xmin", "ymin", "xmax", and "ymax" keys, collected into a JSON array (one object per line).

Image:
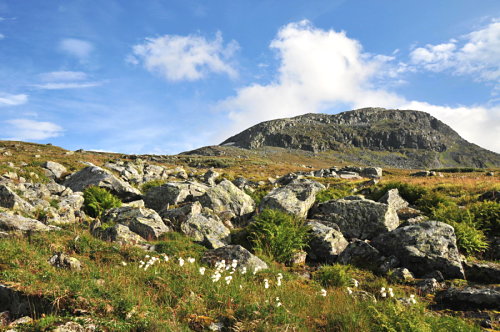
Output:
[
  {"xmin": 187, "ymin": 257, "xmax": 195, "ymax": 264},
  {"xmin": 350, "ymin": 278, "xmax": 359, "ymax": 288},
  {"xmin": 225, "ymin": 276, "xmax": 233, "ymax": 285},
  {"xmin": 178, "ymin": 257, "xmax": 185, "ymax": 266},
  {"xmin": 347, "ymin": 287, "xmax": 353, "ymax": 295},
  {"xmin": 320, "ymin": 288, "xmax": 327, "ymax": 297},
  {"xmin": 277, "ymin": 273, "xmax": 283, "ymax": 286},
  {"xmin": 162, "ymin": 254, "xmax": 169, "ymax": 262},
  {"xmin": 241, "ymin": 267, "xmax": 247, "ymax": 274},
  {"xmin": 199, "ymin": 267, "xmax": 206, "ymax": 275},
  {"xmin": 231, "ymin": 259, "xmax": 238, "ymax": 269},
  {"xmin": 121, "ymin": 261, "xmax": 127, "ymax": 266},
  {"xmin": 211, "ymin": 272, "xmax": 221, "ymax": 283},
  {"xmin": 409, "ymin": 294, "xmax": 417, "ymax": 304},
  {"xmin": 264, "ymin": 279, "xmax": 269, "ymax": 289},
  {"xmin": 388, "ymin": 288, "xmax": 394, "ymax": 298},
  {"xmin": 275, "ymin": 297, "xmax": 282, "ymax": 307}
]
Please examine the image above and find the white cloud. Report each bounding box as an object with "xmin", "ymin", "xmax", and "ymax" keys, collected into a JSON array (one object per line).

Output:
[
  {"xmin": 410, "ymin": 20, "xmax": 500, "ymax": 84},
  {"xmin": 33, "ymin": 82, "xmax": 102, "ymax": 90},
  {"xmin": 0, "ymin": 33, "xmax": 4, "ymax": 40},
  {"xmin": 220, "ymin": 20, "xmax": 500, "ymax": 153},
  {"xmin": 3, "ymin": 119, "xmax": 63, "ymax": 140},
  {"xmin": 0, "ymin": 93, "xmax": 28, "ymax": 106},
  {"xmin": 131, "ymin": 32, "xmax": 238, "ymax": 81},
  {"xmin": 59, "ymin": 38, "xmax": 94, "ymax": 60},
  {"xmin": 39, "ymin": 71, "xmax": 87, "ymax": 81}
]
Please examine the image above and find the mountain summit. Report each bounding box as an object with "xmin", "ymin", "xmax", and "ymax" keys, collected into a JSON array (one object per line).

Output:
[{"xmin": 217, "ymin": 108, "xmax": 500, "ymax": 168}]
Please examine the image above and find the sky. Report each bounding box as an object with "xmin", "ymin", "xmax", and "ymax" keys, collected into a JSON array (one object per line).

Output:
[{"xmin": 0, "ymin": 0, "xmax": 499, "ymax": 154}]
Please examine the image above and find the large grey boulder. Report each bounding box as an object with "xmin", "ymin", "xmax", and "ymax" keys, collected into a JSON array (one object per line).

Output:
[
  {"xmin": 42, "ymin": 161, "xmax": 67, "ymax": 179},
  {"xmin": 202, "ymin": 245, "xmax": 268, "ymax": 273},
  {"xmin": 260, "ymin": 179, "xmax": 325, "ymax": 218},
  {"xmin": 311, "ymin": 197, "xmax": 399, "ymax": 240},
  {"xmin": 102, "ymin": 206, "xmax": 170, "ymax": 240},
  {"xmin": 307, "ymin": 221, "xmax": 348, "ymax": 263},
  {"xmin": 0, "ymin": 185, "xmax": 33, "ymax": 212},
  {"xmin": 198, "ymin": 180, "xmax": 255, "ymax": 219},
  {"xmin": 160, "ymin": 202, "xmax": 203, "ymax": 227},
  {"xmin": 63, "ymin": 166, "xmax": 141, "ymax": 202},
  {"xmin": 338, "ymin": 239, "xmax": 386, "ymax": 272},
  {"xmin": 178, "ymin": 213, "xmax": 231, "ymax": 249},
  {"xmin": 360, "ymin": 167, "xmax": 383, "ymax": 178},
  {"xmin": 0, "ymin": 212, "xmax": 59, "ymax": 233},
  {"xmin": 435, "ymin": 287, "xmax": 500, "ymax": 310},
  {"xmin": 378, "ymin": 189, "xmax": 409, "ymax": 211},
  {"xmin": 144, "ymin": 181, "xmax": 208, "ymax": 212},
  {"xmin": 371, "ymin": 221, "xmax": 465, "ymax": 279},
  {"xmin": 93, "ymin": 223, "xmax": 146, "ymax": 245}
]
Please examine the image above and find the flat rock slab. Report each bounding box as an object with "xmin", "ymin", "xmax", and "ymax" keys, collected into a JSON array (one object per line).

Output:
[
  {"xmin": 435, "ymin": 287, "xmax": 500, "ymax": 310},
  {"xmin": 0, "ymin": 212, "xmax": 59, "ymax": 233},
  {"xmin": 202, "ymin": 245, "xmax": 268, "ymax": 273}
]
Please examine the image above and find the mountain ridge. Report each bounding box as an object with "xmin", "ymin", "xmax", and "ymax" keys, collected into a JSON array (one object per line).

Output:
[{"xmin": 212, "ymin": 108, "xmax": 500, "ymax": 169}]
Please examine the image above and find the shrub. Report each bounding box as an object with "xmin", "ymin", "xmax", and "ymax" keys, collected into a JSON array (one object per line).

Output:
[
  {"xmin": 469, "ymin": 200, "xmax": 500, "ymax": 236},
  {"xmin": 248, "ymin": 209, "xmax": 310, "ymax": 264},
  {"xmin": 447, "ymin": 220, "xmax": 489, "ymax": 256},
  {"xmin": 370, "ymin": 182, "xmax": 428, "ymax": 205},
  {"xmin": 83, "ymin": 186, "xmax": 122, "ymax": 218},
  {"xmin": 314, "ymin": 264, "xmax": 351, "ymax": 287},
  {"xmin": 431, "ymin": 204, "xmax": 489, "ymax": 256},
  {"xmin": 416, "ymin": 191, "xmax": 455, "ymax": 214}
]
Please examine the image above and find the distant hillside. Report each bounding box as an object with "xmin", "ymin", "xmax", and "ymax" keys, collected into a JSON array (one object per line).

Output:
[{"xmin": 212, "ymin": 108, "xmax": 500, "ymax": 169}]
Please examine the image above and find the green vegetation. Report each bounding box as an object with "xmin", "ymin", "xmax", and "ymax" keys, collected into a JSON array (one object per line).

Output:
[
  {"xmin": 83, "ymin": 186, "xmax": 122, "ymax": 218},
  {"xmin": 0, "ymin": 227, "xmax": 480, "ymax": 331},
  {"xmin": 314, "ymin": 264, "xmax": 352, "ymax": 287},
  {"xmin": 248, "ymin": 209, "xmax": 310, "ymax": 264},
  {"xmin": 370, "ymin": 181, "xmax": 428, "ymax": 205},
  {"xmin": 316, "ymin": 183, "xmax": 355, "ymax": 203},
  {"xmin": 140, "ymin": 179, "xmax": 166, "ymax": 193},
  {"xmin": 244, "ymin": 186, "xmax": 271, "ymax": 205}
]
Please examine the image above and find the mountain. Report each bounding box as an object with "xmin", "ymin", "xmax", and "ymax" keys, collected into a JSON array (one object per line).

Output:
[{"xmin": 211, "ymin": 108, "xmax": 500, "ymax": 169}]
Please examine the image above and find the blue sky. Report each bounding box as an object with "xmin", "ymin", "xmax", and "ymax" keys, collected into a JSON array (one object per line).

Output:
[{"xmin": 0, "ymin": 0, "xmax": 499, "ymax": 154}]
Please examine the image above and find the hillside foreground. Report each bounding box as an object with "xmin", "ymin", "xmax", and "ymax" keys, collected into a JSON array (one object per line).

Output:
[{"xmin": 0, "ymin": 141, "xmax": 499, "ymax": 331}]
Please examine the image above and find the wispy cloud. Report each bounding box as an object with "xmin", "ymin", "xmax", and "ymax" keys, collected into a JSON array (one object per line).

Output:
[
  {"xmin": 3, "ymin": 119, "xmax": 63, "ymax": 140},
  {"xmin": 0, "ymin": 93, "xmax": 28, "ymax": 106},
  {"xmin": 0, "ymin": 33, "xmax": 4, "ymax": 40},
  {"xmin": 59, "ymin": 38, "xmax": 94, "ymax": 60},
  {"xmin": 219, "ymin": 20, "xmax": 500, "ymax": 153},
  {"xmin": 35, "ymin": 71, "xmax": 102, "ymax": 89},
  {"xmin": 39, "ymin": 71, "xmax": 88, "ymax": 81},
  {"xmin": 410, "ymin": 20, "xmax": 500, "ymax": 88},
  {"xmin": 33, "ymin": 82, "xmax": 103, "ymax": 90},
  {"xmin": 130, "ymin": 32, "xmax": 239, "ymax": 81}
]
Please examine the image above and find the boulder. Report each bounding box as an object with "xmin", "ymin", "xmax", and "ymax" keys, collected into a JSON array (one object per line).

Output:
[
  {"xmin": 202, "ymin": 245, "xmax": 268, "ymax": 273},
  {"xmin": 48, "ymin": 253, "xmax": 82, "ymax": 271},
  {"xmin": 371, "ymin": 221, "xmax": 465, "ymax": 279},
  {"xmin": 435, "ymin": 287, "xmax": 500, "ymax": 310},
  {"xmin": 63, "ymin": 166, "xmax": 141, "ymax": 202},
  {"xmin": 0, "ymin": 185, "xmax": 33, "ymax": 212},
  {"xmin": 307, "ymin": 221, "xmax": 348, "ymax": 263},
  {"xmin": 389, "ymin": 268, "xmax": 414, "ymax": 283},
  {"xmin": 260, "ymin": 179, "xmax": 325, "ymax": 218},
  {"xmin": 93, "ymin": 223, "xmax": 146, "ymax": 245},
  {"xmin": 144, "ymin": 181, "xmax": 208, "ymax": 212},
  {"xmin": 102, "ymin": 206, "xmax": 170, "ymax": 240},
  {"xmin": 42, "ymin": 161, "xmax": 67, "ymax": 179},
  {"xmin": 360, "ymin": 167, "xmax": 383, "ymax": 178},
  {"xmin": 311, "ymin": 197, "xmax": 399, "ymax": 240},
  {"xmin": 198, "ymin": 180, "xmax": 255, "ymax": 219},
  {"xmin": 203, "ymin": 169, "xmax": 220, "ymax": 186},
  {"xmin": 378, "ymin": 189, "xmax": 409, "ymax": 211},
  {"xmin": 160, "ymin": 202, "xmax": 203, "ymax": 228},
  {"xmin": 463, "ymin": 261, "xmax": 500, "ymax": 284},
  {"xmin": 0, "ymin": 212, "xmax": 59, "ymax": 233},
  {"xmin": 338, "ymin": 240, "xmax": 386, "ymax": 272},
  {"xmin": 178, "ymin": 213, "xmax": 231, "ymax": 249}
]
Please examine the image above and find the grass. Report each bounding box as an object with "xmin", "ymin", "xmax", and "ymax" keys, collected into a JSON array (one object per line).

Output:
[{"xmin": 0, "ymin": 227, "xmax": 481, "ymax": 331}]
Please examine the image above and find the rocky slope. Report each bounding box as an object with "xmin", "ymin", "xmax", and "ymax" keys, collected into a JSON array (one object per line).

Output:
[{"xmin": 217, "ymin": 108, "xmax": 500, "ymax": 168}]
